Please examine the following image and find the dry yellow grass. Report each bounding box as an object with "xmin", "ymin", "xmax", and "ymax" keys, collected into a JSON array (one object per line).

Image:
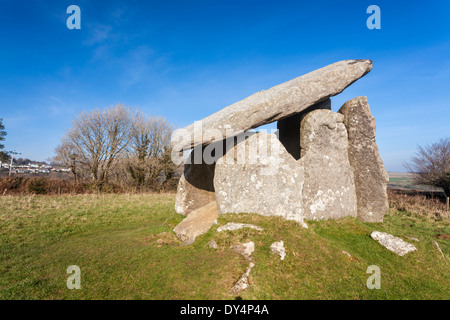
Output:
[{"xmin": 388, "ymin": 189, "xmax": 449, "ymax": 219}]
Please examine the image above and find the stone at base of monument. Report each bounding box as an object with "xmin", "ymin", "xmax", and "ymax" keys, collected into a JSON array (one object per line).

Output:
[
  {"xmin": 173, "ymin": 201, "xmax": 218, "ymax": 244},
  {"xmin": 214, "ymin": 132, "xmax": 306, "ymax": 225},
  {"xmin": 230, "ymin": 262, "xmax": 255, "ymax": 294}
]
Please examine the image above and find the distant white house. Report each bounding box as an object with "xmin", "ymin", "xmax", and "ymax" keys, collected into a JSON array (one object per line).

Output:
[{"xmin": 0, "ymin": 161, "xmax": 70, "ymax": 175}]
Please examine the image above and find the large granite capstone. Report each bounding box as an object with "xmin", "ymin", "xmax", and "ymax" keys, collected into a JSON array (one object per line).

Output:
[{"xmin": 172, "ymin": 60, "xmax": 372, "ymax": 153}]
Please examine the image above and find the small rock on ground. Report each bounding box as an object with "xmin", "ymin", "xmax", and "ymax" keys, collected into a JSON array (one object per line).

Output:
[
  {"xmin": 173, "ymin": 201, "xmax": 218, "ymax": 245},
  {"xmin": 208, "ymin": 239, "xmax": 218, "ymax": 249},
  {"xmin": 342, "ymin": 250, "xmax": 359, "ymax": 261},
  {"xmin": 270, "ymin": 241, "xmax": 286, "ymax": 260},
  {"xmin": 370, "ymin": 231, "xmax": 417, "ymax": 256},
  {"xmin": 230, "ymin": 262, "xmax": 255, "ymax": 294},
  {"xmin": 217, "ymin": 222, "xmax": 264, "ymax": 232}
]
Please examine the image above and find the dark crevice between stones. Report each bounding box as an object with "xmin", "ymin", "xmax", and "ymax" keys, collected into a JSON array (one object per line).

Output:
[{"xmin": 277, "ymin": 98, "xmax": 331, "ymax": 160}]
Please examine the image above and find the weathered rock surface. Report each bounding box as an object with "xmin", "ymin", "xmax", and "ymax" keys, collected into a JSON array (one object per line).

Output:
[
  {"xmin": 230, "ymin": 262, "xmax": 255, "ymax": 294},
  {"xmin": 173, "ymin": 201, "xmax": 218, "ymax": 244},
  {"xmin": 433, "ymin": 241, "xmax": 445, "ymax": 259},
  {"xmin": 214, "ymin": 132, "xmax": 307, "ymax": 225},
  {"xmin": 175, "ymin": 133, "xmax": 253, "ymax": 216},
  {"xmin": 175, "ymin": 146, "xmax": 216, "ymax": 216},
  {"xmin": 299, "ymin": 109, "xmax": 358, "ymax": 220},
  {"xmin": 370, "ymin": 231, "xmax": 417, "ymax": 256},
  {"xmin": 277, "ymin": 99, "xmax": 331, "ymax": 160},
  {"xmin": 217, "ymin": 222, "xmax": 264, "ymax": 232},
  {"xmin": 270, "ymin": 241, "xmax": 286, "ymax": 260},
  {"xmin": 231, "ymin": 241, "xmax": 255, "ymax": 261},
  {"xmin": 172, "ymin": 60, "xmax": 373, "ymax": 152},
  {"xmin": 172, "ymin": 60, "xmax": 389, "ymax": 228},
  {"xmin": 342, "ymin": 250, "xmax": 359, "ymax": 261},
  {"xmin": 338, "ymin": 97, "xmax": 389, "ymax": 222},
  {"xmin": 208, "ymin": 239, "xmax": 218, "ymax": 249}
]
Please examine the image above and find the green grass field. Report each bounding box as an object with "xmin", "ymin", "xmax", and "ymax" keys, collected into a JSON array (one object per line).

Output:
[
  {"xmin": 0, "ymin": 193, "xmax": 449, "ymax": 300},
  {"xmin": 388, "ymin": 172, "xmax": 444, "ymax": 192}
]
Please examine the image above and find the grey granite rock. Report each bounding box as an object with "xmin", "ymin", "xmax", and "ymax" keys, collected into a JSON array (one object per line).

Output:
[
  {"xmin": 214, "ymin": 132, "xmax": 307, "ymax": 226},
  {"xmin": 230, "ymin": 262, "xmax": 255, "ymax": 294},
  {"xmin": 299, "ymin": 109, "xmax": 358, "ymax": 220},
  {"xmin": 175, "ymin": 146, "xmax": 216, "ymax": 216},
  {"xmin": 173, "ymin": 201, "xmax": 218, "ymax": 244},
  {"xmin": 172, "ymin": 60, "xmax": 373, "ymax": 152},
  {"xmin": 338, "ymin": 96, "xmax": 389, "ymax": 222},
  {"xmin": 270, "ymin": 241, "xmax": 286, "ymax": 260},
  {"xmin": 231, "ymin": 241, "xmax": 255, "ymax": 261},
  {"xmin": 277, "ymin": 99, "xmax": 331, "ymax": 160}
]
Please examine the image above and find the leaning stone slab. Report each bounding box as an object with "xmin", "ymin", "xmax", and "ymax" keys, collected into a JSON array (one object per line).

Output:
[
  {"xmin": 370, "ymin": 231, "xmax": 417, "ymax": 256},
  {"xmin": 175, "ymin": 146, "xmax": 216, "ymax": 215},
  {"xmin": 338, "ymin": 97, "xmax": 389, "ymax": 222},
  {"xmin": 217, "ymin": 222, "xmax": 264, "ymax": 232},
  {"xmin": 299, "ymin": 109, "xmax": 358, "ymax": 220},
  {"xmin": 173, "ymin": 201, "xmax": 218, "ymax": 244},
  {"xmin": 208, "ymin": 239, "xmax": 219, "ymax": 249},
  {"xmin": 214, "ymin": 132, "xmax": 307, "ymax": 226},
  {"xmin": 172, "ymin": 60, "xmax": 373, "ymax": 152}
]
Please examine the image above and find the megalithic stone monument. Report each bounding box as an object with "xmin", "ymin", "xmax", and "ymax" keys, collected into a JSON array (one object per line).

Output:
[{"xmin": 171, "ymin": 59, "xmax": 389, "ymax": 244}]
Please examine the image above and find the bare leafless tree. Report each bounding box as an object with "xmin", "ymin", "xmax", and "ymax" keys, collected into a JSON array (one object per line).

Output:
[
  {"xmin": 405, "ymin": 137, "xmax": 450, "ymax": 207},
  {"xmin": 53, "ymin": 138, "xmax": 80, "ymax": 183},
  {"xmin": 56, "ymin": 104, "xmax": 138, "ymax": 186},
  {"xmin": 54, "ymin": 104, "xmax": 178, "ymax": 191},
  {"xmin": 126, "ymin": 115, "xmax": 174, "ymax": 190}
]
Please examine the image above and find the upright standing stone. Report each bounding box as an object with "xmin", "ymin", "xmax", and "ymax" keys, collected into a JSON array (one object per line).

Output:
[
  {"xmin": 338, "ymin": 96, "xmax": 389, "ymax": 222},
  {"xmin": 214, "ymin": 132, "xmax": 306, "ymax": 225},
  {"xmin": 299, "ymin": 109, "xmax": 357, "ymax": 220},
  {"xmin": 277, "ymin": 99, "xmax": 331, "ymax": 160}
]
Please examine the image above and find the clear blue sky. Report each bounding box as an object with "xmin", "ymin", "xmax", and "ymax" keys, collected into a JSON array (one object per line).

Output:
[{"xmin": 0, "ymin": 0, "xmax": 449, "ymax": 171}]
